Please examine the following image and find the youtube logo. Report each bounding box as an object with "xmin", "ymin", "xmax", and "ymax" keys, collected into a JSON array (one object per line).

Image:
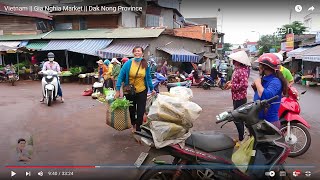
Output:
[{"xmin": 293, "ymin": 170, "xmax": 301, "ymax": 177}]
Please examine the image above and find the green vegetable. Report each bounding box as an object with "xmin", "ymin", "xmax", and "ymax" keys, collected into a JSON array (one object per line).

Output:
[{"xmin": 110, "ymin": 97, "xmax": 133, "ymax": 111}]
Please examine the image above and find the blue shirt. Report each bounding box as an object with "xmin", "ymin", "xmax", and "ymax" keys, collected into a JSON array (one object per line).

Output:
[
  {"xmin": 253, "ymin": 74, "xmax": 282, "ymax": 122},
  {"xmin": 116, "ymin": 59, "xmax": 154, "ymax": 92}
]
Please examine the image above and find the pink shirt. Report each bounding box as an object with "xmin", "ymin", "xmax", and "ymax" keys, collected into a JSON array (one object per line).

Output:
[
  {"xmin": 231, "ymin": 66, "xmax": 249, "ymax": 100},
  {"xmin": 42, "ymin": 61, "xmax": 61, "ymax": 72}
]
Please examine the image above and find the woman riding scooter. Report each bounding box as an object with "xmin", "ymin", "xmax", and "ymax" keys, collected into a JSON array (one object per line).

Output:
[{"xmin": 40, "ymin": 52, "xmax": 64, "ymax": 103}]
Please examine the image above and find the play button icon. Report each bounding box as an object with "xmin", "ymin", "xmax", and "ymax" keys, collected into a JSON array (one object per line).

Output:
[{"xmin": 11, "ymin": 171, "xmax": 16, "ymax": 177}]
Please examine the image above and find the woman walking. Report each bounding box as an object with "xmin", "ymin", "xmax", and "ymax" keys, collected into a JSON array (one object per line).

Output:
[{"xmin": 115, "ymin": 46, "xmax": 155, "ymax": 132}]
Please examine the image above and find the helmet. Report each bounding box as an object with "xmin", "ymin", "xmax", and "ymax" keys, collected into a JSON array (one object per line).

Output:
[
  {"xmin": 104, "ymin": 59, "xmax": 110, "ymax": 65},
  {"xmin": 273, "ymin": 53, "xmax": 283, "ymax": 62},
  {"xmin": 257, "ymin": 53, "xmax": 280, "ymax": 70},
  {"xmin": 47, "ymin": 52, "xmax": 55, "ymax": 58}
]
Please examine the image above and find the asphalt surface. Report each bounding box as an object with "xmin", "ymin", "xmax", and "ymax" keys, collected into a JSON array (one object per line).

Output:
[{"xmin": 0, "ymin": 71, "xmax": 319, "ymax": 179}]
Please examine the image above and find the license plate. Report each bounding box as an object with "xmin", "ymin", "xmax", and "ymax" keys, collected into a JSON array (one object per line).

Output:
[{"xmin": 134, "ymin": 152, "xmax": 148, "ymax": 168}]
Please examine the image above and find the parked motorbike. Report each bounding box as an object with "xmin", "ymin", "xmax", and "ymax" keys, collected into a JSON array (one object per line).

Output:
[
  {"xmin": 293, "ymin": 71, "xmax": 302, "ymax": 84},
  {"xmin": 40, "ymin": 70, "xmax": 59, "ymax": 106},
  {"xmin": 166, "ymin": 74, "xmax": 190, "ymax": 91},
  {"xmin": 279, "ymin": 86, "xmax": 311, "ymax": 157},
  {"xmin": 186, "ymin": 70, "xmax": 205, "ymax": 87},
  {"xmin": 152, "ymin": 72, "xmax": 167, "ymax": 93},
  {"xmin": 0, "ymin": 65, "xmax": 19, "ymax": 86},
  {"xmin": 134, "ymin": 96, "xmax": 290, "ymax": 180}
]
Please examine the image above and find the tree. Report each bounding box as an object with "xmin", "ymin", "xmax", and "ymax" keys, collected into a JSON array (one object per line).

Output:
[
  {"xmin": 222, "ymin": 43, "xmax": 232, "ymax": 54},
  {"xmin": 278, "ymin": 21, "xmax": 307, "ymax": 38},
  {"xmin": 257, "ymin": 34, "xmax": 281, "ymax": 55}
]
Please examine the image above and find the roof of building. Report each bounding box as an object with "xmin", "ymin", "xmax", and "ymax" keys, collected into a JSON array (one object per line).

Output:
[
  {"xmin": 0, "ymin": 3, "xmax": 52, "ymax": 20},
  {"xmin": 0, "ymin": 28, "xmax": 165, "ymax": 40}
]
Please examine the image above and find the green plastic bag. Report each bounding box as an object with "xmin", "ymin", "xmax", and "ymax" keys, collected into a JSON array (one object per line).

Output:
[{"xmin": 232, "ymin": 136, "xmax": 255, "ymax": 173}]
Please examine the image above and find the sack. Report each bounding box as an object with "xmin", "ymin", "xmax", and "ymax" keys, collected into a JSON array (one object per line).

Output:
[
  {"xmin": 146, "ymin": 94, "xmax": 157, "ymax": 114},
  {"xmin": 232, "ymin": 136, "xmax": 255, "ymax": 173},
  {"xmin": 169, "ymin": 86, "xmax": 193, "ymax": 100},
  {"xmin": 123, "ymin": 84, "xmax": 136, "ymax": 96},
  {"xmin": 106, "ymin": 102, "xmax": 132, "ymax": 131}
]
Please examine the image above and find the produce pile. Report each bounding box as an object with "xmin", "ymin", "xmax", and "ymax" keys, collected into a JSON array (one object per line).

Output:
[
  {"xmin": 110, "ymin": 98, "xmax": 133, "ymax": 111},
  {"xmin": 146, "ymin": 86, "xmax": 202, "ymax": 148}
]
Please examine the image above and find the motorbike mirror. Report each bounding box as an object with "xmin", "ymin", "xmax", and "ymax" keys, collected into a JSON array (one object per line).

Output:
[{"xmin": 301, "ymin": 90, "xmax": 307, "ymax": 95}]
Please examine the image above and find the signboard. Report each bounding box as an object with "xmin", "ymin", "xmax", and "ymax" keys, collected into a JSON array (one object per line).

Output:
[
  {"xmin": 303, "ymin": 55, "xmax": 320, "ymax": 62},
  {"xmin": 316, "ymin": 31, "xmax": 320, "ymax": 43},
  {"xmin": 7, "ymin": 49, "xmax": 16, "ymax": 53},
  {"xmin": 286, "ymin": 34, "xmax": 294, "ymax": 52},
  {"xmin": 217, "ymin": 43, "xmax": 223, "ymax": 50},
  {"xmin": 281, "ymin": 42, "xmax": 286, "ymax": 51}
]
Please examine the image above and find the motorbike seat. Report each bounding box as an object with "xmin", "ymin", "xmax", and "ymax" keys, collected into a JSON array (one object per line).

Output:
[{"xmin": 185, "ymin": 131, "xmax": 235, "ymax": 152}]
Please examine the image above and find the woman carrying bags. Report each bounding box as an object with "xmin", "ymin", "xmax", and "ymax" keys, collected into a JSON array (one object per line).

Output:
[
  {"xmin": 111, "ymin": 58, "xmax": 121, "ymax": 90},
  {"xmin": 115, "ymin": 46, "xmax": 156, "ymax": 132}
]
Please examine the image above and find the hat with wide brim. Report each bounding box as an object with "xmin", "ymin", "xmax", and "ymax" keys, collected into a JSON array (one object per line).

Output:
[
  {"xmin": 111, "ymin": 58, "xmax": 121, "ymax": 64},
  {"xmin": 228, "ymin": 51, "xmax": 251, "ymax": 66},
  {"xmin": 96, "ymin": 60, "xmax": 104, "ymax": 64}
]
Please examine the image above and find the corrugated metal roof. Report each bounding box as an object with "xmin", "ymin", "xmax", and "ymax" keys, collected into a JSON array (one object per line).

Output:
[
  {"xmin": 97, "ymin": 43, "xmax": 149, "ymax": 59},
  {"xmin": 26, "ymin": 41, "xmax": 50, "ymax": 50},
  {"xmin": 42, "ymin": 28, "xmax": 165, "ymax": 39},
  {"xmin": 157, "ymin": 47, "xmax": 200, "ymax": 63},
  {"xmin": 0, "ymin": 34, "xmax": 46, "ymax": 41},
  {"xmin": 69, "ymin": 39, "xmax": 113, "ymax": 56},
  {"xmin": 302, "ymin": 46, "xmax": 320, "ymax": 62},
  {"xmin": 42, "ymin": 40, "xmax": 83, "ymax": 51}
]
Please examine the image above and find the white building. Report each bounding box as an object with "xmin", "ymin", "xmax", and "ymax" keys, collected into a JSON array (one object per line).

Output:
[{"xmin": 304, "ymin": 13, "xmax": 320, "ymax": 34}]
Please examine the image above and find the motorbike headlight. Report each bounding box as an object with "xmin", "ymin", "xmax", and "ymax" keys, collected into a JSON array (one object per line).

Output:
[
  {"xmin": 47, "ymin": 75, "xmax": 53, "ymax": 79},
  {"xmin": 216, "ymin": 111, "xmax": 229, "ymax": 121}
]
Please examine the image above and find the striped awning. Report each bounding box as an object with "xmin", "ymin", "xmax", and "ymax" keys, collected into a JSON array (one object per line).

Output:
[
  {"xmin": 69, "ymin": 39, "xmax": 113, "ymax": 56},
  {"xmin": 0, "ymin": 41, "xmax": 20, "ymax": 48},
  {"xmin": 42, "ymin": 40, "xmax": 83, "ymax": 51},
  {"xmin": 157, "ymin": 47, "xmax": 200, "ymax": 63},
  {"xmin": 97, "ymin": 43, "xmax": 149, "ymax": 59},
  {"xmin": 26, "ymin": 41, "xmax": 49, "ymax": 50}
]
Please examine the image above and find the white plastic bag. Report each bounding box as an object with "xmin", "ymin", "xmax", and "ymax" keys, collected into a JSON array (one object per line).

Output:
[
  {"xmin": 149, "ymin": 121, "xmax": 191, "ymax": 149},
  {"xmin": 169, "ymin": 86, "xmax": 193, "ymax": 100},
  {"xmin": 147, "ymin": 94, "xmax": 202, "ymax": 129}
]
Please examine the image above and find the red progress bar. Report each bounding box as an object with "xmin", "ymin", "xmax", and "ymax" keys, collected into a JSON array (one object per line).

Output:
[{"xmin": 6, "ymin": 166, "xmax": 96, "ymax": 168}]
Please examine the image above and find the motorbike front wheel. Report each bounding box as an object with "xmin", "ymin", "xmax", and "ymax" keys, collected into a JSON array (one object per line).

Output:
[
  {"xmin": 140, "ymin": 166, "xmax": 193, "ymax": 180},
  {"xmin": 280, "ymin": 123, "xmax": 311, "ymax": 157},
  {"xmin": 46, "ymin": 90, "xmax": 52, "ymax": 106}
]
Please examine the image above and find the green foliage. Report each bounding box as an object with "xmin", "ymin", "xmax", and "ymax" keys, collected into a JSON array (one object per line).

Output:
[
  {"xmin": 110, "ymin": 98, "xmax": 133, "ymax": 111},
  {"xmin": 69, "ymin": 67, "xmax": 81, "ymax": 75},
  {"xmin": 257, "ymin": 35, "xmax": 282, "ymax": 55},
  {"xmin": 222, "ymin": 43, "xmax": 232, "ymax": 54},
  {"xmin": 278, "ymin": 21, "xmax": 307, "ymax": 39}
]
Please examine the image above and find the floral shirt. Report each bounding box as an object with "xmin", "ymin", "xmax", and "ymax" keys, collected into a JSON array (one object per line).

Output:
[{"xmin": 231, "ymin": 66, "xmax": 249, "ymax": 100}]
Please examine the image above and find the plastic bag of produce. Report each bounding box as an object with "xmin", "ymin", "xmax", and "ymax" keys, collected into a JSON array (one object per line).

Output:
[
  {"xmin": 169, "ymin": 86, "xmax": 193, "ymax": 100},
  {"xmin": 148, "ymin": 94, "xmax": 202, "ymax": 129},
  {"xmin": 149, "ymin": 121, "xmax": 191, "ymax": 149},
  {"xmin": 232, "ymin": 136, "xmax": 255, "ymax": 173}
]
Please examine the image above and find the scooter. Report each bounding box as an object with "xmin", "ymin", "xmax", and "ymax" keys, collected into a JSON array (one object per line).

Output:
[
  {"xmin": 186, "ymin": 70, "xmax": 205, "ymax": 87},
  {"xmin": 279, "ymin": 86, "xmax": 311, "ymax": 157},
  {"xmin": 134, "ymin": 96, "xmax": 290, "ymax": 180},
  {"xmin": 2, "ymin": 65, "xmax": 19, "ymax": 86},
  {"xmin": 40, "ymin": 70, "xmax": 59, "ymax": 106},
  {"xmin": 152, "ymin": 72, "xmax": 167, "ymax": 93},
  {"xmin": 166, "ymin": 74, "xmax": 190, "ymax": 92}
]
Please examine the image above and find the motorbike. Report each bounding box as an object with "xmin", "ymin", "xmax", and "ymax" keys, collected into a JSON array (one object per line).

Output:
[
  {"xmin": 279, "ymin": 86, "xmax": 311, "ymax": 157},
  {"xmin": 293, "ymin": 71, "xmax": 302, "ymax": 84},
  {"xmin": 152, "ymin": 72, "xmax": 167, "ymax": 93},
  {"xmin": 0, "ymin": 65, "xmax": 19, "ymax": 86},
  {"xmin": 166, "ymin": 74, "xmax": 191, "ymax": 92},
  {"xmin": 186, "ymin": 70, "xmax": 205, "ymax": 87},
  {"xmin": 134, "ymin": 96, "xmax": 290, "ymax": 180},
  {"xmin": 40, "ymin": 70, "xmax": 59, "ymax": 106}
]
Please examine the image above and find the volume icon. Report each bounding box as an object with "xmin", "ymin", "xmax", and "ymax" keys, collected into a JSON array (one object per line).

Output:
[{"xmin": 38, "ymin": 171, "xmax": 43, "ymax": 176}]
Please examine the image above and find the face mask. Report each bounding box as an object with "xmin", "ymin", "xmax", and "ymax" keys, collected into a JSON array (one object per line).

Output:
[
  {"xmin": 134, "ymin": 58, "xmax": 143, "ymax": 62},
  {"xmin": 48, "ymin": 58, "xmax": 54, "ymax": 62}
]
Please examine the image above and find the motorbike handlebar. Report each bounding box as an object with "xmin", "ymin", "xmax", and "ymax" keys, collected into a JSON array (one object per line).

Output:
[{"xmin": 264, "ymin": 95, "xmax": 279, "ymax": 104}]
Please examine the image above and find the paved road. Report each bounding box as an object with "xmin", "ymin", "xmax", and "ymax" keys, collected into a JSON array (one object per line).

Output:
[{"xmin": 0, "ymin": 74, "xmax": 319, "ymax": 179}]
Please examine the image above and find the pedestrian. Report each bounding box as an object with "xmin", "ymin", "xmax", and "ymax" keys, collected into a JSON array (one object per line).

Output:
[
  {"xmin": 161, "ymin": 61, "xmax": 168, "ymax": 77},
  {"xmin": 273, "ymin": 53, "xmax": 294, "ymax": 86},
  {"xmin": 115, "ymin": 46, "xmax": 155, "ymax": 132},
  {"xmin": 104, "ymin": 58, "xmax": 114, "ymax": 88},
  {"xmin": 226, "ymin": 64, "xmax": 233, "ymax": 81},
  {"xmin": 225, "ymin": 50, "xmax": 251, "ymax": 147},
  {"xmin": 111, "ymin": 58, "xmax": 121, "ymax": 90},
  {"xmin": 252, "ymin": 53, "xmax": 288, "ymax": 129}
]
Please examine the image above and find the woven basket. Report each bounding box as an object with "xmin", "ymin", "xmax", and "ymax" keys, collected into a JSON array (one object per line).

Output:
[{"xmin": 106, "ymin": 103, "xmax": 132, "ymax": 131}]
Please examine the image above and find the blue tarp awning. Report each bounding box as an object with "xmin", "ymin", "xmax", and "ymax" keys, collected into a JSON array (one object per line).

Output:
[
  {"xmin": 69, "ymin": 39, "xmax": 113, "ymax": 56},
  {"xmin": 157, "ymin": 47, "xmax": 200, "ymax": 63},
  {"xmin": 42, "ymin": 40, "xmax": 83, "ymax": 51},
  {"xmin": 97, "ymin": 43, "xmax": 149, "ymax": 59}
]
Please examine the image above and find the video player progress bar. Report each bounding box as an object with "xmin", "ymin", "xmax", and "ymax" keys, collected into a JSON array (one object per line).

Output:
[{"xmin": 6, "ymin": 165, "xmax": 139, "ymax": 169}]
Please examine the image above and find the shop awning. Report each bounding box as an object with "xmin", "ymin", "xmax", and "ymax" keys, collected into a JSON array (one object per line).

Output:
[
  {"xmin": 287, "ymin": 47, "xmax": 311, "ymax": 59},
  {"xmin": 0, "ymin": 41, "xmax": 21, "ymax": 48},
  {"xmin": 42, "ymin": 40, "xmax": 83, "ymax": 51},
  {"xmin": 25, "ymin": 41, "xmax": 50, "ymax": 50},
  {"xmin": 0, "ymin": 45, "xmax": 15, "ymax": 51},
  {"xmin": 97, "ymin": 43, "xmax": 149, "ymax": 59},
  {"xmin": 302, "ymin": 45, "xmax": 320, "ymax": 62},
  {"xmin": 157, "ymin": 47, "xmax": 200, "ymax": 63},
  {"xmin": 283, "ymin": 57, "xmax": 292, "ymax": 64},
  {"xmin": 69, "ymin": 39, "xmax": 113, "ymax": 56}
]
